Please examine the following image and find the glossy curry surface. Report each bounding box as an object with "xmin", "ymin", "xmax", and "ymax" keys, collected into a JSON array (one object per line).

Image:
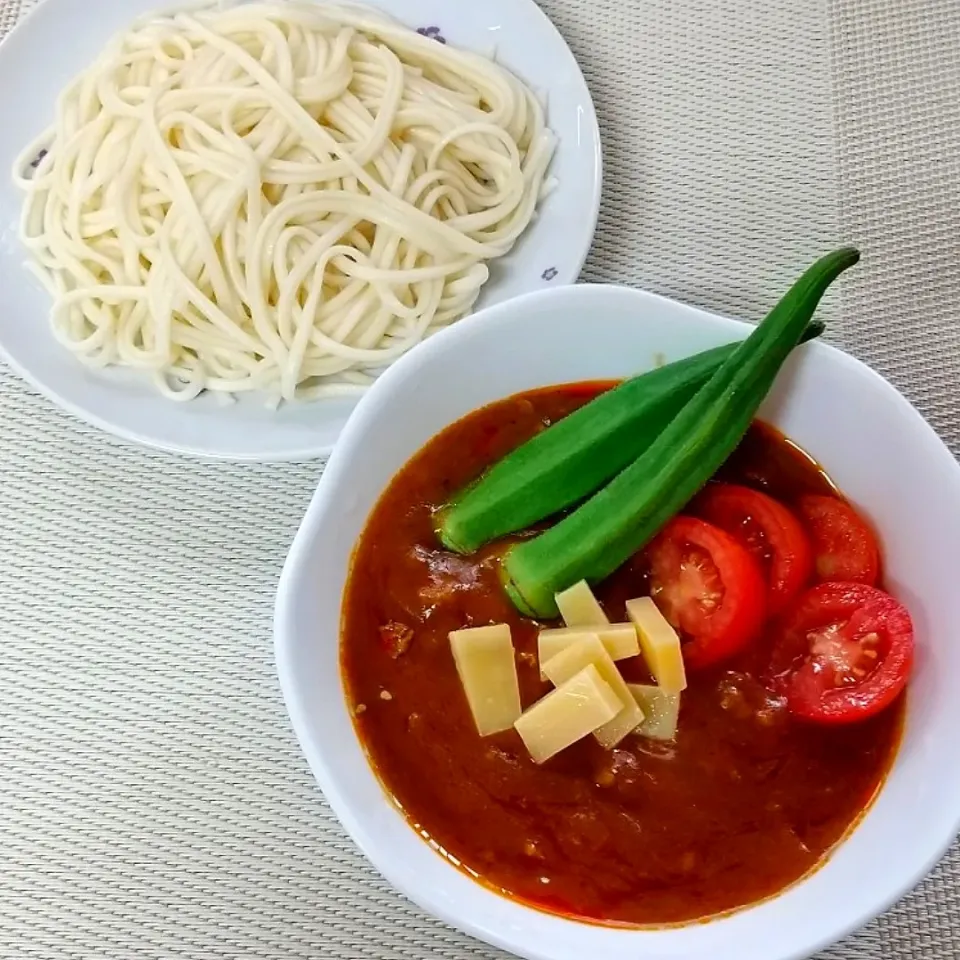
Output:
[{"xmin": 341, "ymin": 384, "xmax": 903, "ymax": 926}]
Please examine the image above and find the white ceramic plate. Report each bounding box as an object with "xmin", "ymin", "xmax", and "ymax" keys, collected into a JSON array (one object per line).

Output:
[
  {"xmin": 276, "ymin": 283, "xmax": 960, "ymax": 960},
  {"xmin": 0, "ymin": 0, "xmax": 601, "ymax": 461}
]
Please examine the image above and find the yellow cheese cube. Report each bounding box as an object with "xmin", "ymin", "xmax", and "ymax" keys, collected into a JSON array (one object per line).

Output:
[
  {"xmin": 541, "ymin": 635, "xmax": 644, "ymax": 748},
  {"xmin": 538, "ymin": 623, "xmax": 640, "ymax": 677},
  {"xmin": 554, "ymin": 580, "xmax": 609, "ymax": 627},
  {"xmin": 449, "ymin": 624, "xmax": 521, "ymax": 736},
  {"xmin": 514, "ymin": 664, "xmax": 622, "ymax": 764},
  {"xmin": 629, "ymin": 684, "xmax": 682, "ymax": 741},
  {"xmin": 626, "ymin": 597, "xmax": 688, "ymax": 693}
]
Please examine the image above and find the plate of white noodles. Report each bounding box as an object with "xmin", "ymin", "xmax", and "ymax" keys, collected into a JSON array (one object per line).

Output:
[{"xmin": 0, "ymin": 0, "xmax": 600, "ymax": 459}]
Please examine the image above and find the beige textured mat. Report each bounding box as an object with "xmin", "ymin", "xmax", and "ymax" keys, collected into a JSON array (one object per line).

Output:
[{"xmin": 1, "ymin": 0, "xmax": 958, "ymax": 957}]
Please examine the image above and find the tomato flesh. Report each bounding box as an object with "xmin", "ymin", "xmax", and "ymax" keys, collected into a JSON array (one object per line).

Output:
[
  {"xmin": 768, "ymin": 582, "xmax": 913, "ymax": 724},
  {"xmin": 696, "ymin": 483, "xmax": 813, "ymax": 615},
  {"xmin": 647, "ymin": 516, "xmax": 766, "ymax": 670},
  {"xmin": 796, "ymin": 495, "xmax": 880, "ymax": 586}
]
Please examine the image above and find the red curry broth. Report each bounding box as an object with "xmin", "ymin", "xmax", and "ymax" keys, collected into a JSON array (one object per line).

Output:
[{"xmin": 340, "ymin": 383, "xmax": 903, "ymax": 926}]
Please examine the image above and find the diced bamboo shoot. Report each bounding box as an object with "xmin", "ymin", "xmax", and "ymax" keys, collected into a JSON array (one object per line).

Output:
[
  {"xmin": 449, "ymin": 624, "xmax": 521, "ymax": 736},
  {"xmin": 629, "ymin": 684, "xmax": 682, "ymax": 741},
  {"xmin": 626, "ymin": 597, "xmax": 688, "ymax": 693},
  {"xmin": 541, "ymin": 635, "xmax": 644, "ymax": 748},
  {"xmin": 538, "ymin": 623, "xmax": 639, "ymax": 677},
  {"xmin": 555, "ymin": 580, "xmax": 609, "ymax": 626},
  {"xmin": 514, "ymin": 665, "xmax": 622, "ymax": 763}
]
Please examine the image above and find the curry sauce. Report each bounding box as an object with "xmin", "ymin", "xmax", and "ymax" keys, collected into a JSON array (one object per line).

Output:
[{"xmin": 340, "ymin": 384, "xmax": 903, "ymax": 926}]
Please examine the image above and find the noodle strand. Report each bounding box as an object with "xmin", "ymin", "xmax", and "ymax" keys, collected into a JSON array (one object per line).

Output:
[{"xmin": 14, "ymin": 1, "xmax": 555, "ymax": 402}]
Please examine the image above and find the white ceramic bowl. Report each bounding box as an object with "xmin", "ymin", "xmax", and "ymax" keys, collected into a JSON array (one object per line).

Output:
[
  {"xmin": 0, "ymin": 0, "xmax": 600, "ymax": 460},
  {"xmin": 275, "ymin": 283, "xmax": 960, "ymax": 960}
]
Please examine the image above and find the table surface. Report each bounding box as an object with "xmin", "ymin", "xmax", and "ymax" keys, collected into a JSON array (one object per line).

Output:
[{"xmin": 2, "ymin": 0, "xmax": 959, "ymax": 957}]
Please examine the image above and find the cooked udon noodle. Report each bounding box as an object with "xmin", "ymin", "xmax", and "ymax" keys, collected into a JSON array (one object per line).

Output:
[{"xmin": 13, "ymin": 2, "xmax": 555, "ymax": 402}]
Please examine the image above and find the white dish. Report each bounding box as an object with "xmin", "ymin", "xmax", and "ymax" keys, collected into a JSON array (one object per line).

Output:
[
  {"xmin": 275, "ymin": 282, "xmax": 960, "ymax": 960},
  {"xmin": 0, "ymin": 0, "xmax": 600, "ymax": 461}
]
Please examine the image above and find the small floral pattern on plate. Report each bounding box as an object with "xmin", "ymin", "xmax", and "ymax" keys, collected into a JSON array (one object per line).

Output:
[
  {"xmin": 416, "ymin": 25, "xmax": 446, "ymax": 43},
  {"xmin": 541, "ymin": 267, "xmax": 558, "ymax": 281}
]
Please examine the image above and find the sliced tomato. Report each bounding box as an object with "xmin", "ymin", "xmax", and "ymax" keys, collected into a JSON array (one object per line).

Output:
[
  {"xmin": 796, "ymin": 495, "xmax": 880, "ymax": 586},
  {"xmin": 696, "ymin": 483, "xmax": 813, "ymax": 615},
  {"xmin": 768, "ymin": 582, "xmax": 913, "ymax": 724},
  {"xmin": 646, "ymin": 516, "xmax": 766, "ymax": 670}
]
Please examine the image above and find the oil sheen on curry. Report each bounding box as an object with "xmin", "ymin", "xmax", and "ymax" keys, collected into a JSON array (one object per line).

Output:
[{"xmin": 341, "ymin": 382, "xmax": 909, "ymax": 927}]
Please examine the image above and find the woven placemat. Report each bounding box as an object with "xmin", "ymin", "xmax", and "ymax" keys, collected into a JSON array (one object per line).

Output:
[{"xmin": 1, "ymin": 0, "xmax": 958, "ymax": 957}]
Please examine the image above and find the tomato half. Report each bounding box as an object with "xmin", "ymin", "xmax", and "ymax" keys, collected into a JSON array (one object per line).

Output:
[
  {"xmin": 796, "ymin": 495, "xmax": 880, "ymax": 586},
  {"xmin": 646, "ymin": 516, "xmax": 766, "ymax": 670},
  {"xmin": 768, "ymin": 582, "xmax": 913, "ymax": 724},
  {"xmin": 696, "ymin": 483, "xmax": 813, "ymax": 615}
]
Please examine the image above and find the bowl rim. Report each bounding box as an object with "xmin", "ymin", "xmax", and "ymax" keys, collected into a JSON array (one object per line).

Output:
[{"xmin": 275, "ymin": 281, "xmax": 960, "ymax": 960}]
